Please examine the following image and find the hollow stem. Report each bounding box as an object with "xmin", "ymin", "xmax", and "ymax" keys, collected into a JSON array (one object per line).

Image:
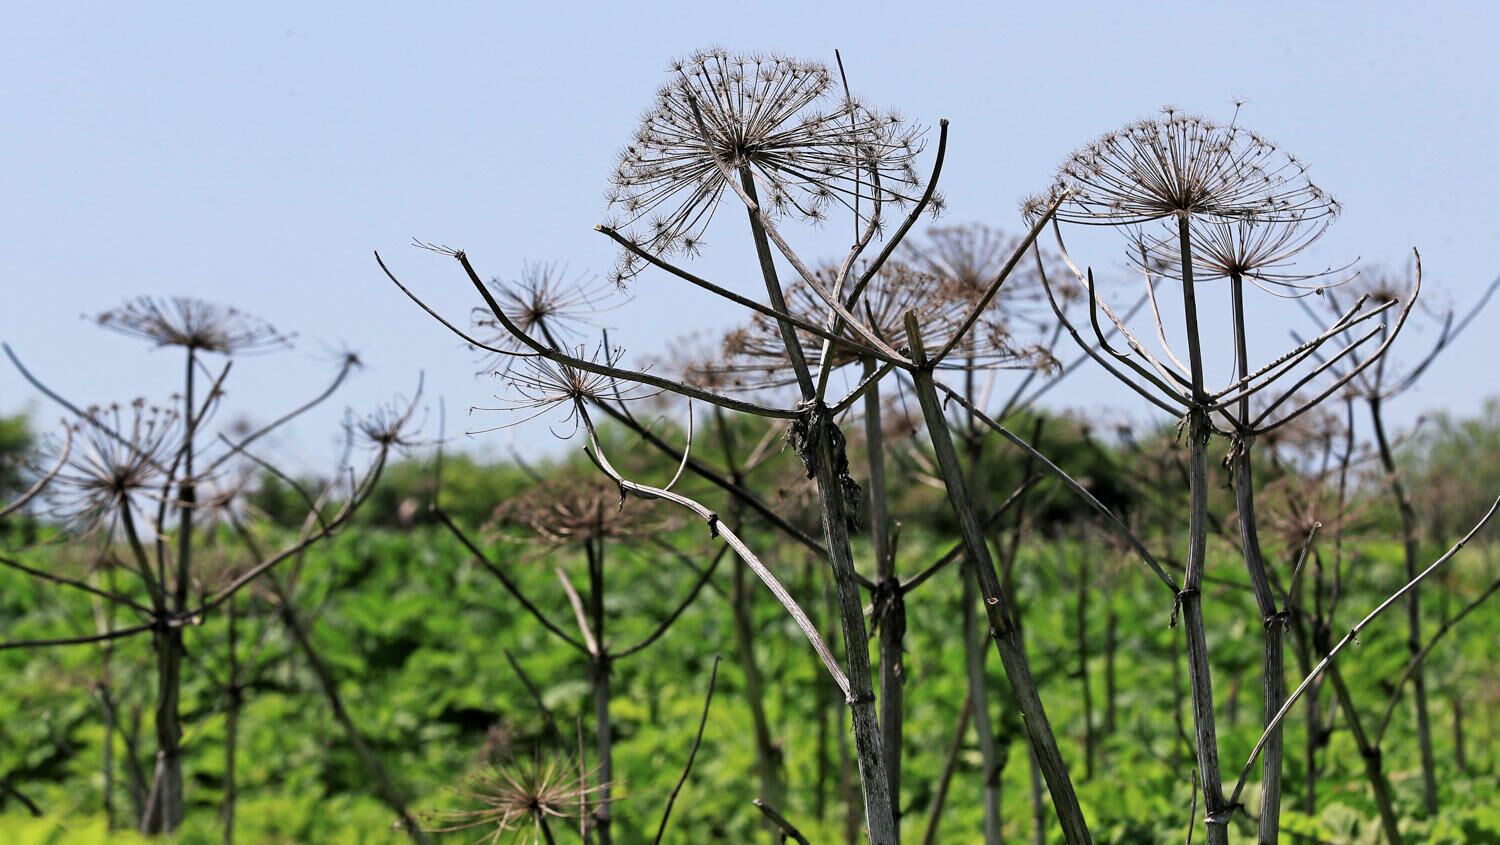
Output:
[
  {"xmin": 906, "ymin": 313, "xmax": 1091, "ymax": 845},
  {"xmin": 1229, "ymin": 272, "xmax": 1289, "ymax": 844},
  {"xmin": 1176, "ymin": 215, "xmax": 1229, "ymax": 845},
  {"xmin": 1368, "ymin": 396, "xmax": 1439, "ymax": 815}
]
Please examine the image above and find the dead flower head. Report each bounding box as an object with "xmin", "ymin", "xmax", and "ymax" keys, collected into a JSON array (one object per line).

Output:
[
  {"xmin": 44, "ymin": 401, "xmax": 181, "ymax": 535},
  {"xmin": 351, "ymin": 390, "xmax": 425, "ymax": 452},
  {"xmin": 479, "ymin": 345, "xmax": 660, "ymax": 436},
  {"xmin": 1130, "ymin": 211, "xmax": 1350, "ymax": 297},
  {"xmin": 95, "ymin": 297, "xmax": 292, "ymax": 355},
  {"xmin": 1051, "ymin": 106, "xmax": 1337, "ymax": 227},
  {"xmin": 424, "ymin": 754, "xmax": 605, "ymax": 845},
  {"xmin": 607, "ymin": 48, "xmax": 925, "ymax": 282},
  {"xmin": 492, "ymin": 476, "xmax": 660, "ymax": 547},
  {"xmin": 472, "ymin": 263, "xmax": 623, "ymax": 372}
]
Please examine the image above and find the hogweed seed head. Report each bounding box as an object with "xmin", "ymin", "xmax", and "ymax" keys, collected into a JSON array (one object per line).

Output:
[
  {"xmin": 1130, "ymin": 210, "xmax": 1351, "ymax": 296},
  {"xmin": 95, "ymin": 297, "xmax": 292, "ymax": 355},
  {"xmin": 479, "ymin": 344, "xmax": 659, "ymax": 436},
  {"xmin": 351, "ymin": 392, "xmax": 425, "ymax": 451},
  {"xmin": 472, "ymin": 262, "xmax": 623, "ymax": 372},
  {"xmin": 1050, "ymin": 108, "xmax": 1337, "ymax": 227},
  {"xmin": 423, "ymin": 754, "xmax": 605, "ymax": 845},
  {"xmin": 608, "ymin": 48, "xmax": 925, "ymax": 281},
  {"xmin": 491, "ymin": 476, "xmax": 662, "ymax": 546},
  {"xmin": 44, "ymin": 401, "xmax": 181, "ymax": 535}
]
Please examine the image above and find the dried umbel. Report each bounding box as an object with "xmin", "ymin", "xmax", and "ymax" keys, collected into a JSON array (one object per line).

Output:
[
  {"xmin": 472, "ymin": 262, "xmax": 620, "ymax": 372},
  {"xmin": 95, "ymin": 297, "xmax": 292, "ymax": 355},
  {"xmin": 706, "ymin": 260, "xmax": 1049, "ymax": 392},
  {"xmin": 481, "ymin": 344, "xmax": 660, "ymax": 434},
  {"xmin": 1131, "ymin": 211, "xmax": 1350, "ymax": 296},
  {"xmin": 902, "ymin": 223, "xmax": 1066, "ymax": 356},
  {"xmin": 607, "ymin": 48, "xmax": 925, "ymax": 281},
  {"xmin": 1052, "ymin": 107, "xmax": 1337, "ymax": 227},
  {"xmin": 1260, "ymin": 466, "xmax": 1370, "ymax": 551},
  {"xmin": 424, "ymin": 755, "xmax": 604, "ymax": 845},
  {"xmin": 44, "ymin": 401, "xmax": 181, "ymax": 534},
  {"xmin": 350, "ymin": 393, "xmax": 425, "ymax": 451},
  {"xmin": 492, "ymin": 477, "xmax": 659, "ymax": 546}
]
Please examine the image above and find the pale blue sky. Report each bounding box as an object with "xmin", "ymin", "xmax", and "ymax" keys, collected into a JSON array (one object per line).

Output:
[{"xmin": 4, "ymin": 2, "xmax": 1497, "ymax": 470}]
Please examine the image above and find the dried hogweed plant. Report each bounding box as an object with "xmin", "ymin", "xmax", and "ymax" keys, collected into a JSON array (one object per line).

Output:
[
  {"xmin": 381, "ymin": 43, "xmax": 1121, "ymax": 845},
  {"xmin": 0, "ymin": 298, "xmax": 415, "ymax": 839},
  {"xmin": 434, "ymin": 466, "xmax": 720, "ymax": 845},
  {"xmin": 1032, "ymin": 104, "xmax": 1496, "ymax": 845},
  {"xmin": 378, "ymin": 50, "xmax": 1500, "ymax": 844},
  {"xmin": 1293, "ymin": 262, "xmax": 1500, "ymax": 818}
]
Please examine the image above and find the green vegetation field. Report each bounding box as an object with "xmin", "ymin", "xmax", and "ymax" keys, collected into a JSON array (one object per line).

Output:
[{"xmin": 3, "ymin": 407, "xmax": 1497, "ymax": 844}]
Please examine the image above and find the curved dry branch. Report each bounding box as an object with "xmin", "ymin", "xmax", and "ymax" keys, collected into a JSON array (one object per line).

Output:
[
  {"xmin": 1374, "ymin": 574, "xmax": 1500, "ymax": 743},
  {"xmin": 579, "ymin": 404, "xmax": 851, "ymax": 698},
  {"xmin": 598, "ymin": 400, "xmax": 831, "ymax": 562},
  {"xmin": 1228, "ymin": 492, "xmax": 1500, "ymax": 809}
]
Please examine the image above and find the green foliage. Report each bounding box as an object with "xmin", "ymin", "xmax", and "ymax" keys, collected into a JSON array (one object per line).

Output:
[
  {"xmin": 2, "ymin": 403, "xmax": 1498, "ymax": 842},
  {"xmin": 0, "ymin": 411, "xmax": 35, "ymax": 502},
  {"xmin": 1403, "ymin": 397, "xmax": 1500, "ymax": 540},
  {"xmin": 3, "ymin": 520, "xmax": 1497, "ymax": 842}
]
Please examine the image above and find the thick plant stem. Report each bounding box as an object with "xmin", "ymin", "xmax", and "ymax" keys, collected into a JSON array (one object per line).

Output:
[
  {"xmin": 963, "ymin": 575, "xmax": 1004, "ymax": 844},
  {"xmin": 959, "ymin": 364, "xmax": 1004, "ymax": 845},
  {"xmin": 740, "ymin": 169, "xmax": 813, "ymax": 392},
  {"xmin": 906, "ymin": 326, "xmax": 1090, "ymax": 845},
  {"xmin": 141, "ymin": 629, "xmax": 184, "ymax": 835},
  {"xmin": 810, "ymin": 418, "xmax": 899, "ymax": 845},
  {"xmin": 1368, "ymin": 398, "xmax": 1439, "ymax": 815},
  {"xmin": 588, "ymin": 536, "xmax": 614, "ymax": 845},
  {"xmin": 222, "ymin": 596, "xmax": 241, "ymax": 845},
  {"xmin": 1325, "ymin": 662, "xmax": 1404, "ymax": 845},
  {"xmin": 1229, "ymin": 273, "xmax": 1288, "ymax": 844},
  {"xmin": 741, "ymin": 175, "xmax": 895, "ymax": 845},
  {"xmin": 863, "ymin": 358, "xmax": 905, "ymax": 835},
  {"xmin": 1175, "ymin": 217, "xmax": 1229, "ymax": 845},
  {"xmin": 1074, "ymin": 548, "xmax": 1094, "ymax": 782},
  {"xmin": 141, "ymin": 348, "xmax": 200, "ymax": 835}
]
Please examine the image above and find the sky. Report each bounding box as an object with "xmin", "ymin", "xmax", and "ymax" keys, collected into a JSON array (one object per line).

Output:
[{"xmin": 4, "ymin": 2, "xmax": 1498, "ymax": 474}]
